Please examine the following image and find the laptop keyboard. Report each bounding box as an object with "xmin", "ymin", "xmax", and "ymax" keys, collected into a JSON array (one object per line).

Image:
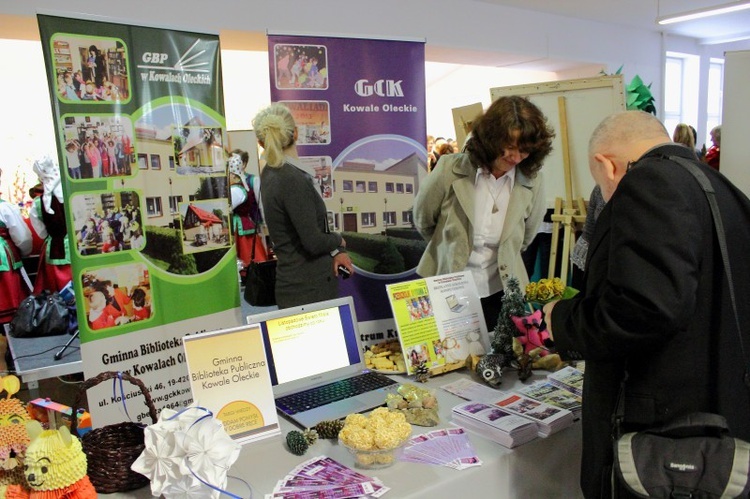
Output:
[{"xmin": 276, "ymin": 372, "xmax": 397, "ymax": 415}]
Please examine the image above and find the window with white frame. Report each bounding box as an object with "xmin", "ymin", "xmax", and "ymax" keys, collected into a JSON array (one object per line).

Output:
[
  {"xmin": 146, "ymin": 197, "xmax": 163, "ymax": 217},
  {"xmin": 169, "ymin": 195, "xmax": 183, "ymax": 214},
  {"xmin": 402, "ymin": 210, "xmax": 413, "ymax": 225},
  {"xmin": 705, "ymin": 58, "xmax": 724, "ymax": 148},
  {"xmin": 362, "ymin": 212, "xmax": 376, "ymax": 227},
  {"xmin": 383, "ymin": 211, "xmax": 396, "ymax": 226},
  {"xmin": 664, "ymin": 52, "xmax": 699, "ymax": 140}
]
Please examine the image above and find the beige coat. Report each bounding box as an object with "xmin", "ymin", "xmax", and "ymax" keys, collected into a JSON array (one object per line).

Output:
[{"xmin": 414, "ymin": 153, "xmax": 546, "ymax": 290}]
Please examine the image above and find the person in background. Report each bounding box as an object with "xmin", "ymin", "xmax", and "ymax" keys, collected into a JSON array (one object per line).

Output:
[
  {"xmin": 672, "ymin": 123, "xmax": 697, "ymax": 158},
  {"xmin": 252, "ymin": 103, "xmax": 354, "ymax": 308},
  {"xmin": 414, "ymin": 95, "xmax": 555, "ymax": 331},
  {"xmin": 570, "ymin": 185, "xmax": 605, "ymax": 289},
  {"xmin": 543, "ymin": 111, "xmax": 750, "ymax": 498},
  {"xmin": 704, "ymin": 124, "xmax": 721, "ymax": 171},
  {"xmin": 434, "ymin": 139, "xmax": 455, "ymax": 158},
  {"xmin": 29, "ymin": 156, "xmax": 72, "ymax": 294},
  {"xmin": 24, "ymin": 183, "xmax": 45, "ymax": 256},
  {"xmin": 689, "ymin": 125, "xmax": 703, "ymax": 161},
  {"xmin": 0, "ymin": 167, "xmax": 32, "ymax": 325},
  {"xmin": 430, "ymin": 137, "xmax": 449, "ymax": 171},
  {"xmin": 427, "ymin": 135, "xmax": 437, "ymax": 172},
  {"xmin": 228, "ymin": 150, "xmax": 267, "ymax": 277}
]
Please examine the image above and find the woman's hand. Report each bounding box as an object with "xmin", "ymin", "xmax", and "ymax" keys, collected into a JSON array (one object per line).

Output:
[{"xmin": 333, "ymin": 252, "xmax": 354, "ymax": 278}]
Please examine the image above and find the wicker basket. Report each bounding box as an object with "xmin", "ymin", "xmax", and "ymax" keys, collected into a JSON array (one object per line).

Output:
[{"xmin": 72, "ymin": 371, "xmax": 159, "ymax": 494}]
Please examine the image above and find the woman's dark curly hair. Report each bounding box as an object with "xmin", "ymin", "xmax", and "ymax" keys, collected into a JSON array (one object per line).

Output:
[{"xmin": 464, "ymin": 95, "xmax": 555, "ymax": 178}]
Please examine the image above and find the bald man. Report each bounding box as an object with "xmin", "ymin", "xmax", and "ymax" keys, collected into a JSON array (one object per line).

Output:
[{"xmin": 543, "ymin": 111, "xmax": 750, "ymax": 498}]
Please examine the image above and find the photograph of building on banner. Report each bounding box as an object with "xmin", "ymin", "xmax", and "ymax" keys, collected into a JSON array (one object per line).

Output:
[{"xmin": 386, "ymin": 271, "xmax": 491, "ymax": 375}]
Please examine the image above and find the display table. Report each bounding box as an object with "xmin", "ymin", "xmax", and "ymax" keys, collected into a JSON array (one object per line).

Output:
[
  {"xmin": 104, "ymin": 369, "xmax": 584, "ymax": 498},
  {"xmin": 6, "ymin": 330, "xmax": 82, "ymax": 397}
]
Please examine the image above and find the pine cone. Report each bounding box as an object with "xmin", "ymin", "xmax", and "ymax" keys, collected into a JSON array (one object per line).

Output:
[
  {"xmin": 313, "ymin": 419, "xmax": 345, "ymax": 439},
  {"xmin": 415, "ymin": 360, "xmax": 430, "ymax": 383},
  {"xmin": 286, "ymin": 430, "xmax": 309, "ymax": 456},
  {"xmin": 303, "ymin": 428, "xmax": 319, "ymax": 445}
]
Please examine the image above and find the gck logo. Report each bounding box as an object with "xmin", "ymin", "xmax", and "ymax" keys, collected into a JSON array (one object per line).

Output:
[{"xmin": 354, "ymin": 79, "xmax": 404, "ymax": 97}]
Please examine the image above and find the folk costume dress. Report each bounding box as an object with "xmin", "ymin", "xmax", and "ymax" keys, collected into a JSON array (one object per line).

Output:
[
  {"xmin": 228, "ymin": 153, "xmax": 267, "ymax": 269},
  {"xmin": 230, "ymin": 177, "xmax": 267, "ymax": 268},
  {"xmin": 0, "ymin": 198, "xmax": 32, "ymax": 324},
  {"xmin": 30, "ymin": 157, "xmax": 72, "ymax": 294}
]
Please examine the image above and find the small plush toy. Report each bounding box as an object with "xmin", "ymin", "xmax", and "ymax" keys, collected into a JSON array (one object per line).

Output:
[
  {"xmin": 511, "ymin": 309, "xmax": 553, "ymax": 357},
  {"xmin": 512, "ymin": 336, "xmax": 566, "ymax": 375},
  {"xmin": 5, "ymin": 420, "xmax": 96, "ymax": 499},
  {"xmin": 0, "ymin": 376, "xmax": 31, "ymax": 496}
]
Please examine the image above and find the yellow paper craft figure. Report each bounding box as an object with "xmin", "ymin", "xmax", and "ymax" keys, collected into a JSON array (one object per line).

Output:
[
  {"xmin": 0, "ymin": 375, "xmax": 31, "ymax": 497},
  {"xmin": 5, "ymin": 421, "xmax": 96, "ymax": 499}
]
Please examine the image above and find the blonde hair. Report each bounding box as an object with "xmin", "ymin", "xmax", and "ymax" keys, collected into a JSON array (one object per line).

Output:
[
  {"xmin": 252, "ymin": 103, "xmax": 296, "ymax": 168},
  {"xmin": 672, "ymin": 123, "xmax": 695, "ymax": 150}
]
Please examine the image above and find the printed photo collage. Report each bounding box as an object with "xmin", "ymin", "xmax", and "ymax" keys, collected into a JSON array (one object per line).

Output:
[
  {"xmin": 274, "ymin": 43, "xmax": 334, "ymax": 200},
  {"xmin": 53, "ymin": 33, "xmax": 231, "ymax": 333}
]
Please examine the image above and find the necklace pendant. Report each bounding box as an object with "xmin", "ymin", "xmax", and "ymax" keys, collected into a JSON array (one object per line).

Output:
[{"xmin": 491, "ymin": 203, "xmax": 499, "ymax": 214}]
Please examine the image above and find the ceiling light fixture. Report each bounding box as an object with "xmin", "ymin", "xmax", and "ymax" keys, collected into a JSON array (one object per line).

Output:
[{"xmin": 657, "ymin": 0, "xmax": 750, "ymax": 25}]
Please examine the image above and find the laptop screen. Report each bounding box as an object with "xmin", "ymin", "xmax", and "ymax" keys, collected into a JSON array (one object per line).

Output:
[{"xmin": 248, "ymin": 298, "xmax": 361, "ymax": 387}]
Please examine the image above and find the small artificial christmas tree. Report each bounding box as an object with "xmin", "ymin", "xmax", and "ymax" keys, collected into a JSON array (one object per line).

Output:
[{"xmin": 492, "ymin": 276, "xmax": 526, "ymax": 365}]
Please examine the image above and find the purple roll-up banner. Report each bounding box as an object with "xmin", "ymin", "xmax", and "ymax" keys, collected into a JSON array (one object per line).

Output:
[{"xmin": 268, "ymin": 34, "xmax": 427, "ymax": 345}]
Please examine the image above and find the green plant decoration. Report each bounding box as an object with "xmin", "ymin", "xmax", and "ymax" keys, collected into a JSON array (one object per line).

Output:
[{"xmin": 601, "ymin": 65, "xmax": 656, "ymax": 115}]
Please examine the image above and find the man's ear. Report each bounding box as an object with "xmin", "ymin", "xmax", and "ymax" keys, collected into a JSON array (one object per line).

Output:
[{"xmin": 593, "ymin": 153, "xmax": 616, "ymax": 181}]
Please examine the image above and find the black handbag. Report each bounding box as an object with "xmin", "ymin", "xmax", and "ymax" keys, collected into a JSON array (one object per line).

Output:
[
  {"xmin": 242, "ymin": 190, "xmax": 277, "ymax": 307},
  {"xmin": 9, "ymin": 290, "xmax": 70, "ymax": 338},
  {"xmin": 612, "ymin": 157, "xmax": 750, "ymax": 499}
]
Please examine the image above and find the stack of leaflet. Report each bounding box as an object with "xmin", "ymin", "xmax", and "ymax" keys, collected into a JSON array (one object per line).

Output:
[
  {"xmin": 451, "ymin": 401, "xmax": 538, "ymax": 448},
  {"xmin": 269, "ymin": 456, "xmax": 390, "ymax": 498},
  {"xmin": 516, "ymin": 379, "xmax": 582, "ymax": 419},
  {"xmin": 399, "ymin": 427, "xmax": 483, "ymax": 469},
  {"xmin": 490, "ymin": 392, "xmax": 575, "ymax": 438},
  {"xmin": 546, "ymin": 365, "xmax": 584, "ymax": 397}
]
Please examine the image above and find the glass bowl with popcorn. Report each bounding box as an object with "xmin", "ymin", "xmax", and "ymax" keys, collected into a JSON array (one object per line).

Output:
[{"xmin": 338, "ymin": 407, "xmax": 412, "ymax": 469}]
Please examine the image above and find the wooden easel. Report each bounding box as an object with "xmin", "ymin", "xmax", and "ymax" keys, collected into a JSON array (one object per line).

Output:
[{"xmin": 548, "ymin": 96, "xmax": 587, "ymax": 283}]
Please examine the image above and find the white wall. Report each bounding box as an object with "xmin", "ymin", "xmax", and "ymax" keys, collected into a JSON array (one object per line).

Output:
[
  {"xmin": 3, "ymin": 0, "xmax": 749, "ymax": 200},
  {"xmin": 3, "ymin": 0, "xmax": 665, "ymax": 94},
  {"xmin": 721, "ymin": 50, "xmax": 750, "ymax": 196}
]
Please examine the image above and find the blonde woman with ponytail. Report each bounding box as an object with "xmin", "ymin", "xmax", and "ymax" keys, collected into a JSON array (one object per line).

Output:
[{"xmin": 252, "ymin": 103, "xmax": 354, "ymax": 308}]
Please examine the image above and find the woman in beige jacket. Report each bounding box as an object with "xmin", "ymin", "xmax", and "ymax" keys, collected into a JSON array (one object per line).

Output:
[{"xmin": 414, "ymin": 96, "xmax": 554, "ymax": 331}]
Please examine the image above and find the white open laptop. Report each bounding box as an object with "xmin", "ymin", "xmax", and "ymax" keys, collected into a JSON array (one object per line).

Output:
[{"xmin": 246, "ymin": 297, "xmax": 399, "ymax": 429}]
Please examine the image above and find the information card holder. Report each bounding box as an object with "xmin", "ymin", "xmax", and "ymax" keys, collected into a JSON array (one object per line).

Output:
[
  {"xmin": 386, "ymin": 271, "xmax": 491, "ymax": 376},
  {"xmin": 182, "ymin": 324, "xmax": 280, "ymax": 444}
]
